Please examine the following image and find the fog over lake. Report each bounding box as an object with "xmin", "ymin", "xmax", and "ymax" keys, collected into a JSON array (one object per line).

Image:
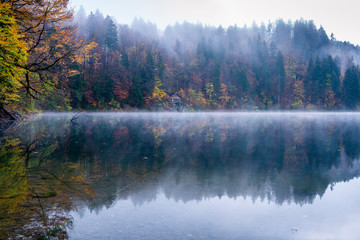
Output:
[{"xmin": 2, "ymin": 112, "xmax": 360, "ymax": 239}]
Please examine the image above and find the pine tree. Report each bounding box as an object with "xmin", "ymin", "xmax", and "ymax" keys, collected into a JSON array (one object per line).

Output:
[
  {"xmin": 276, "ymin": 51, "xmax": 285, "ymax": 106},
  {"xmin": 343, "ymin": 65, "xmax": 360, "ymax": 109},
  {"xmin": 121, "ymin": 52, "xmax": 129, "ymax": 69},
  {"xmin": 105, "ymin": 16, "xmax": 118, "ymax": 50}
]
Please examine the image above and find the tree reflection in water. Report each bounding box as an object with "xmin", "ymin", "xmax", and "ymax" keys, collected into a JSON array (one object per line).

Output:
[
  {"xmin": 0, "ymin": 124, "xmax": 95, "ymax": 239},
  {"xmin": 1, "ymin": 113, "xmax": 360, "ymax": 239}
]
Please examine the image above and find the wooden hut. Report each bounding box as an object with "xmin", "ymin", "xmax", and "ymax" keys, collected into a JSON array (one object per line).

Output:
[{"xmin": 169, "ymin": 93, "xmax": 182, "ymax": 104}]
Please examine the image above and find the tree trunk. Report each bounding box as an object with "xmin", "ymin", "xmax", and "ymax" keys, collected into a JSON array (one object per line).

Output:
[{"xmin": 0, "ymin": 104, "xmax": 18, "ymax": 121}]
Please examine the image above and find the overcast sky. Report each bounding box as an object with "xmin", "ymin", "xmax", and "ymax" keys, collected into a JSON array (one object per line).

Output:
[{"xmin": 70, "ymin": 0, "xmax": 360, "ymax": 45}]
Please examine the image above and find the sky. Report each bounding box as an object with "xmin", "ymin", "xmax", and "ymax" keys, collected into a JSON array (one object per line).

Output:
[{"xmin": 70, "ymin": 0, "xmax": 360, "ymax": 45}]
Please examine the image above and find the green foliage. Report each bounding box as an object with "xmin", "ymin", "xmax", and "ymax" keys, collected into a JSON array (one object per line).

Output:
[
  {"xmin": 343, "ymin": 65, "xmax": 360, "ymax": 109},
  {"xmin": 324, "ymin": 74, "xmax": 336, "ymax": 109},
  {"xmin": 276, "ymin": 51, "xmax": 285, "ymax": 105},
  {"xmin": 105, "ymin": 16, "xmax": 118, "ymax": 50},
  {"xmin": 131, "ymin": 76, "xmax": 143, "ymax": 107}
]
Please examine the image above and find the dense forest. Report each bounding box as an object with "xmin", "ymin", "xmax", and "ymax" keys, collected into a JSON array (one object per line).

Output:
[{"xmin": 2, "ymin": 1, "xmax": 360, "ymax": 114}]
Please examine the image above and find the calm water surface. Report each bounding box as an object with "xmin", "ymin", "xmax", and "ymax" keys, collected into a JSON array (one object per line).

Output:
[{"xmin": 1, "ymin": 112, "xmax": 360, "ymax": 239}]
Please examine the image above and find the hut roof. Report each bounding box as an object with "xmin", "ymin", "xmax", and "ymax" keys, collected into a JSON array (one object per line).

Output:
[{"xmin": 169, "ymin": 93, "xmax": 182, "ymax": 99}]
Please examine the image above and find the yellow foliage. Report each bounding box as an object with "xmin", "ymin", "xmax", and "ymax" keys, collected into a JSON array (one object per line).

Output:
[
  {"xmin": 0, "ymin": 3, "xmax": 28, "ymax": 104},
  {"xmin": 5, "ymin": 0, "xmax": 91, "ymax": 104},
  {"xmin": 291, "ymin": 80, "xmax": 305, "ymax": 109},
  {"xmin": 185, "ymin": 88, "xmax": 207, "ymax": 109},
  {"xmin": 73, "ymin": 41, "xmax": 98, "ymax": 65},
  {"xmin": 178, "ymin": 88, "xmax": 185, "ymax": 98},
  {"xmin": 145, "ymin": 77, "xmax": 169, "ymax": 108}
]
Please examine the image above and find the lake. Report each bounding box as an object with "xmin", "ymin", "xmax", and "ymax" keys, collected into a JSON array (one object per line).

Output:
[{"xmin": 1, "ymin": 112, "xmax": 360, "ymax": 239}]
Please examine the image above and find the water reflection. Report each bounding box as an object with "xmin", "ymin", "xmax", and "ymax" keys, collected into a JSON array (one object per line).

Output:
[
  {"xmin": 0, "ymin": 120, "xmax": 94, "ymax": 239},
  {"xmin": 1, "ymin": 112, "xmax": 360, "ymax": 238}
]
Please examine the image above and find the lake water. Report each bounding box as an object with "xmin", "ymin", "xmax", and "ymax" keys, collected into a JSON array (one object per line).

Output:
[{"xmin": 1, "ymin": 112, "xmax": 360, "ymax": 239}]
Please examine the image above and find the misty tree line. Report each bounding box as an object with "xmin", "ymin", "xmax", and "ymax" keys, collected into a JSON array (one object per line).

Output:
[{"xmin": 58, "ymin": 7, "xmax": 360, "ymax": 110}]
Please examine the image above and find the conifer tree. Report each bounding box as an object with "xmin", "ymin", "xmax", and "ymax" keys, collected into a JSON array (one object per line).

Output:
[
  {"xmin": 343, "ymin": 65, "xmax": 360, "ymax": 109},
  {"xmin": 105, "ymin": 16, "xmax": 118, "ymax": 51}
]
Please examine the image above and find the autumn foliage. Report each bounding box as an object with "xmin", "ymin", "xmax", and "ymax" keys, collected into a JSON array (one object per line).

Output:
[
  {"xmin": 2, "ymin": 4, "xmax": 360, "ymax": 111},
  {"xmin": 0, "ymin": 3, "xmax": 27, "ymax": 105}
]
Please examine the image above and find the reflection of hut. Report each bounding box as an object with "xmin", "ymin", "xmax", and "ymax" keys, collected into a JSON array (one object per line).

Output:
[{"xmin": 169, "ymin": 93, "xmax": 182, "ymax": 104}]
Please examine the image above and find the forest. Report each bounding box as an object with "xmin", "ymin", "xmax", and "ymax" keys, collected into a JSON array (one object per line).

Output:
[
  {"xmin": 3, "ymin": 1, "xmax": 360, "ymax": 238},
  {"xmin": 2, "ymin": 1, "xmax": 360, "ymax": 114}
]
